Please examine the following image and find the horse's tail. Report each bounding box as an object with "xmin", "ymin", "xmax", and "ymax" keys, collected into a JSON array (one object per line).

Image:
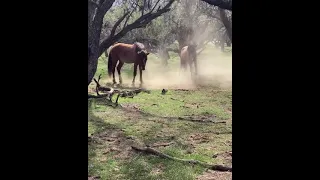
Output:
[{"xmin": 107, "ymin": 53, "xmax": 112, "ymax": 78}]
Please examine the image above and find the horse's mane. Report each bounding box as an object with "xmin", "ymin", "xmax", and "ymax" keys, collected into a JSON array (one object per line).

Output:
[{"xmin": 134, "ymin": 42, "xmax": 146, "ymax": 52}]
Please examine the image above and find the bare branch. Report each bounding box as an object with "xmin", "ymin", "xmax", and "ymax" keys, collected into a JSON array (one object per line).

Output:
[
  {"xmin": 200, "ymin": 0, "xmax": 232, "ymax": 11},
  {"xmin": 171, "ymin": 19, "xmax": 179, "ymax": 26},
  {"xmin": 142, "ymin": 0, "xmax": 146, "ymax": 15},
  {"xmin": 122, "ymin": 9, "xmax": 135, "ymax": 29},
  {"xmin": 151, "ymin": 0, "xmax": 161, "ymax": 12},
  {"xmin": 131, "ymin": 0, "xmax": 142, "ymax": 10},
  {"xmin": 110, "ymin": 11, "xmax": 130, "ymax": 37}
]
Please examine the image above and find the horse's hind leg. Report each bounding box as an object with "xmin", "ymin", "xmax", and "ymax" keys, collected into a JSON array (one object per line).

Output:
[
  {"xmin": 117, "ymin": 61, "xmax": 124, "ymax": 84},
  {"xmin": 112, "ymin": 62, "xmax": 117, "ymax": 84},
  {"xmin": 132, "ymin": 63, "xmax": 138, "ymax": 87}
]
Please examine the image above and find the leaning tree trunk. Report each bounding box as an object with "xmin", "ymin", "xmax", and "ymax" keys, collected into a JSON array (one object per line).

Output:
[{"xmin": 88, "ymin": 0, "xmax": 115, "ymax": 86}]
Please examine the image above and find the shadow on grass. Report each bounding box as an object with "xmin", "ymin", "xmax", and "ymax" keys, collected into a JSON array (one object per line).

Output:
[{"xmin": 88, "ymin": 99, "xmax": 123, "ymax": 177}]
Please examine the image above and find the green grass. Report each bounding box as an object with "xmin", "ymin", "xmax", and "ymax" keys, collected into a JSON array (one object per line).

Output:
[{"xmin": 88, "ymin": 43, "xmax": 232, "ymax": 180}]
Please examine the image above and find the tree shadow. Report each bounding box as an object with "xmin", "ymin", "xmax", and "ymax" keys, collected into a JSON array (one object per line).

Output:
[{"xmin": 88, "ymin": 99, "xmax": 123, "ymax": 177}]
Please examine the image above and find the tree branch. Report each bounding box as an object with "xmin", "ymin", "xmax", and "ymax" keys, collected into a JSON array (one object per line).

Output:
[
  {"xmin": 110, "ymin": 11, "xmax": 130, "ymax": 37},
  {"xmin": 151, "ymin": 0, "xmax": 161, "ymax": 12},
  {"xmin": 122, "ymin": 9, "xmax": 135, "ymax": 29},
  {"xmin": 200, "ymin": 0, "xmax": 232, "ymax": 11},
  {"xmin": 98, "ymin": 0, "xmax": 175, "ymax": 56}
]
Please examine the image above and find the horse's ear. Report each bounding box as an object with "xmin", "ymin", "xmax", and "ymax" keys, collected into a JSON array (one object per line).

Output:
[{"xmin": 146, "ymin": 52, "xmax": 150, "ymax": 56}]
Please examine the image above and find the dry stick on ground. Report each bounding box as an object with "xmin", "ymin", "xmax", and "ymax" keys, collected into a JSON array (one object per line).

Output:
[
  {"xmin": 131, "ymin": 146, "xmax": 232, "ymax": 172},
  {"xmin": 114, "ymin": 88, "xmax": 151, "ymax": 105}
]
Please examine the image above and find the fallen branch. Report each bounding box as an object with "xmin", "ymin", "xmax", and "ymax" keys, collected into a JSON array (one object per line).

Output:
[
  {"xmin": 93, "ymin": 75, "xmax": 114, "ymax": 93},
  {"xmin": 178, "ymin": 116, "xmax": 226, "ymax": 124},
  {"xmin": 131, "ymin": 146, "xmax": 232, "ymax": 172},
  {"xmin": 151, "ymin": 142, "xmax": 174, "ymax": 147},
  {"xmin": 170, "ymin": 97, "xmax": 184, "ymax": 102},
  {"xmin": 88, "ymin": 94, "xmax": 109, "ymax": 99},
  {"xmin": 174, "ymin": 89, "xmax": 191, "ymax": 91},
  {"xmin": 89, "ymin": 77, "xmax": 151, "ymax": 105}
]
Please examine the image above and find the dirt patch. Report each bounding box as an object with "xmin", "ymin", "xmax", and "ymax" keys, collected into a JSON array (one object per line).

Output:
[
  {"xmin": 88, "ymin": 87, "xmax": 96, "ymax": 94},
  {"xmin": 215, "ymin": 151, "xmax": 232, "ymax": 166},
  {"xmin": 188, "ymin": 133, "xmax": 210, "ymax": 143},
  {"xmin": 120, "ymin": 103, "xmax": 141, "ymax": 111},
  {"xmin": 181, "ymin": 102, "xmax": 200, "ymax": 109},
  {"xmin": 150, "ymin": 163, "xmax": 165, "ymax": 175},
  {"xmin": 196, "ymin": 170, "xmax": 232, "ymax": 180},
  {"xmin": 92, "ymin": 129, "xmax": 141, "ymax": 160},
  {"xmin": 88, "ymin": 176, "xmax": 100, "ymax": 180}
]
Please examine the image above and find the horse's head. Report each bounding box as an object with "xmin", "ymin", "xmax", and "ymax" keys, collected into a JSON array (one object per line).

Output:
[{"xmin": 137, "ymin": 50, "xmax": 150, "ymax": 70}]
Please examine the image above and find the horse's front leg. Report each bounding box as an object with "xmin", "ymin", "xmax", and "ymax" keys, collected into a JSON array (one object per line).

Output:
[
  {"xmin": 139, "ymin": 65, "xmax": 143, "ymax": 86},
  {"xmin": 132, "ymin": 63, "xmax": 138, "ymax": 86}
]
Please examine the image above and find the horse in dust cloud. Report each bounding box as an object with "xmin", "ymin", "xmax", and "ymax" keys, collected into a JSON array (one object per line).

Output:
[
  {"xmin": 107, "ymin": 42, "xmax": 150, "ymax": 86},
  {"xmin": 180, "ymin": 44, "xmax": 198, "ymax": 79}
]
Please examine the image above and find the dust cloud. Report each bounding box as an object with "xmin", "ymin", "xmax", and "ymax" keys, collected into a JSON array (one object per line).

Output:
[{"xmin": 108, "ymin": 46, "xmax": 232, "ymax": 90}]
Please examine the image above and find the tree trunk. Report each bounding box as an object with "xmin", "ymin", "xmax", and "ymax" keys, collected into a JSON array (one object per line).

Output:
[
  {"xmin": 88, "ymin": 53, "xmax": 99, "ymax": 85},
  {"xmin": 219, "ymin": 8, "xmax": 232, "ymax": 42},
  {"xmin": 226, "ymin": 40, "xmax": 231, "ymax": 47},
  {"xmin": 220, "ymin": 40, "xmax": 225, "ymax": 52},
  {"xmin": 159, "ymin": 48, "xmax": 169, "ymax": 66},
  {"xmin": 88, "ymin": 0, "xmax": 114, "ymax": 86}
]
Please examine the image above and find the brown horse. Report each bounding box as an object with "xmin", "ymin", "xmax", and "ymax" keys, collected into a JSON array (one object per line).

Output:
[
  {"xmin": 107, "ymin": 42, "xmax": 150, "ymax": 86},
  {"xmin": 180, "ymin": 44, "xmax": 198, "ymax": 78}
]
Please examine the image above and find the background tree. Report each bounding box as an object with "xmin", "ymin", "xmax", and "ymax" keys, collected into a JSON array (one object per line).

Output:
[{"xmin": 200, "ymin": 0, "xmax": 232, "ymax": 43}]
